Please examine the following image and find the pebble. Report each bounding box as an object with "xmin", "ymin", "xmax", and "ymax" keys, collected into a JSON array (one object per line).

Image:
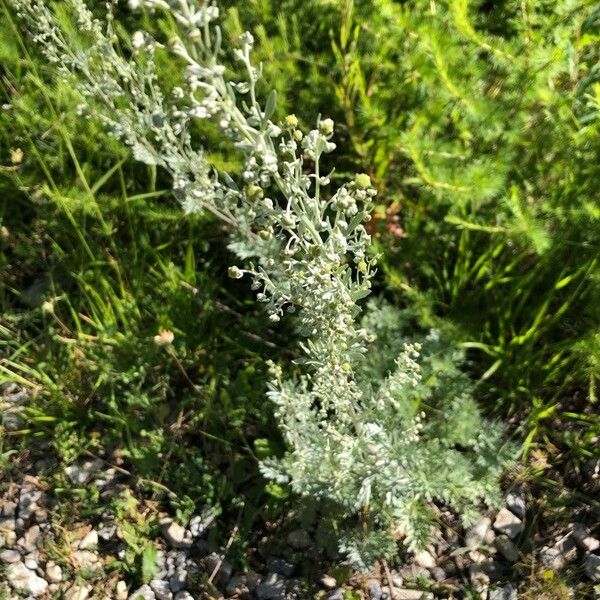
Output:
[
  {"xmin": 469, "ymin": 563, "xmax": 490, "ymax": 592},
  {"xmin": 0, "ymin": 548, "xmax": 21, "ymax": 563},
  {"xmin": 414, "ymin": 549, "xmax": 436, "ymax": 569},
  {"xmin": 493, "ymin": 509, "xmax": 523, "ymax": 539},
  {"xmin": 188, "ymin": 508, "xmax": 215, "ymax": 538},
  {"xmin": 1, "ymin": 516, "xmax": 16, "ymax": 533},
  {"xmin": 398, "ymin": 563, "xmax": 430, "ymax": 581},
  {"xmin": 72, "ymin": 549, "xmax": 99, "ymax": 570},
  {"xmin": 0, "ymin": 528, "xmax": 17, "ymax": 547},
  {"xmin": 540, "ymin": 535, "xmax": 577, "ymax": 571},
  {"xmin": 168, "ymin": 567, "xmax": 187, "ymax": 593},
  {"xmin": 18, "ymin": 488, "xmax": 44, "ymax": 520},
  {"xmin": 466, "ymin": 516, "xmax": 493, "ymax": 548},
  {"xmin": 584, "ymin": 552, "xmax": 600, "ymax": 582},
  {"xmin": 255, "ymin": 572, "xmax": 287, "ymax": 600},
  {"xmin": 226, "ymin": 574, "xmax": 249, "ymax": 596},
  {"xmin": 7, "ymin": 560, "xmax": 48, "ymax": 597},
  {"xmin": 494, "ymin": 535, "xmax": 519, "ymax": 562},
  {"xmin": 505, "ymin": 493, "xmax": 526, "ymax": 519},
  {"xmin": 390, "ymin": 590, "xmax": 427, "ymax": 600},
  {"xmin": 203, "ymin": 552, "xmax": 232, "ymax": 584},
  {"xmin": 65, "ymin": 459, "xmax": 103, "ymax": 485},
  {"xmin": 160, "ymin": 518, "xmax": 192, "ymax": 549},
  {"xmin": 572, "ymin": 523, "xmax": 600, "ymax": 552},
  {"xmin": 23, "ymin": 554, "xmax": 38, "ymax": 570},
  {"xmin": 129, "ymin": 584, "xmax": 156, "ymax": 600},
  {"xmin": 367, "ymin": 580, "xmax": 382, "ymax": 599},
  {"xmin": 97, "ymin": 523, "xmax": 117, "ymax": 540},
  {"xmin": 116, "ymin": 580, "xmax": 128, "ymax": 600},
  {"xmin": 78, "ymin": 529, "xmax": 99, "ymax": 550},
  {"xmin": 267, "ymin": 556, "xmax": 295, "ymax": 577},
  {"xmin": 489, "ymin": 584, "xmax": 518, "ymax": 600},
  {"xmin": 64, "ymin": 584, "xmax": 92, "ymax": 600},
  {"xmin": 1, "ymin": 500, "xmax": 17, "ymax": 517},
  {"xmin": 287, "ymin": 529, "xmax": 311, "ymax": 550},
  {"xmin": 325, "ymin": 589, "xmax": 344, "ymax": 600},
  {"xmin": 320, "ymin": 574, "xmax": 337, "ymax": 589},
  {"xmin": 150, "ymin": 579, "xmax": 173, "ymax": 600},
  {"xmin": 45, "ymin": 561, "xmax": 63, "ymax": 582},
  {"xmin": 174, "ymin": 593, "xmax": 193, "ymax": 600},
  {"xmin": 430, "ymin": 566, "xmax": 446, "ymax": 581},
  {"xmin": 18, "ymin": 524, "xmax": 41, "ymax": 553}
]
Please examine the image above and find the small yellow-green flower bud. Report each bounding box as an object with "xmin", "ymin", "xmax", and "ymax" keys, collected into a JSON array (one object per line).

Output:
[
  {"xmin": 246, "ymin": 184, "xmax": 263, "ymax": 199},
  {"xmin": 293, "ymin": 130, "xmax": 303, "ymax": 142},
  {"xmin": 319, "ymin": 118, "xmax": 334, "ymax": 136},
  {"xmin": 355, "ymin": 173, "xmax": 371, "ymax": 189},
  {"xmin": 259, "ymin": 230, "xmax": 272, "ymax": 240},
  {"xmin": 228, "ymin": 266, "xmax": 243, "ymax": 279},
  {"xmin": 284, "ymin": 114, "xmax": 298, "ymax": 129}
]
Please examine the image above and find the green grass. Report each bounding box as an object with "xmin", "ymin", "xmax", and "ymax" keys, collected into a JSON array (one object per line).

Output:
[{"xmin": 0, "ymin": 5, "xmax": 296, "ymax": 583}]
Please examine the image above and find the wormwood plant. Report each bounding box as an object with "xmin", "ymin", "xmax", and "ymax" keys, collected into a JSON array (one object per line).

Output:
[{"xmin": 9, "ymin": 0, "xmax": 513, "ymax": 567}]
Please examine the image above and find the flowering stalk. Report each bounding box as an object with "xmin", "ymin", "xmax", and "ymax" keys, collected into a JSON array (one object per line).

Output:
[{"xmin": 10, "ymin": 0, "xmax": 512, "ymax": 567}]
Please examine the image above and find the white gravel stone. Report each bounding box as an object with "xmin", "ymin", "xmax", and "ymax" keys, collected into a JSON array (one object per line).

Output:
[
  {"xmin": 64, "ymin": 584, "xmax": 92, "ymax": 600},
  {"xmin": 129, "ymin": 584, "xmax": 156, "ymax": 600},
  {"xmin": 150, "ymin": 579, "xmax": 173, "ymax": 600},
  {"xmin": 489, "ymin": 584, "xmax": 517, "ymax": 600},
  {"xmin": 18, "ymin": 524, "xmax": 41, "ymax": 553},
  {"xmin": 1, "ymin": 500, "xmax": 17, "ymax": 517},
  {"xmin": 7, "ymin": 561, "xmax": 48, "ymax": 597},
  {"xmin": 174, "ymin": 593, "xmax": 193, "ymax": 600},
  {"xmin": 65, "ymin": 459, "xmax": 103, "ymax": 485},
  {"xmin": 414, "ymin": 550, "xmax": 436, "ymax": 569},
  {"xmin": 115, "ymin": 580, "xmax": 128, "ymax": 600},
  {"xmin": 505, "ymin": 493, "xmax": 526, "ymax": 519},
  {"xmin": 572, "ymin": 523, "xmax": 600, "ymax": 552},
  {"xmin": 0, "ymin": 549, "xmax": 21, "ymax": 563},
  {"xmin": 390, "ymin": 590, "xmax": 427, "ymax": 600},
  {"xmin": 466, "ymin": 516, "xmax": 493, "ymax": 548},
  {"xmin": 584, "ymin": 552, "xmax": 600, "ymax": 582},
  {"xmin": 18, "ymin": 488, "xmax": 44, "ymax": 520},
  {"xmin": 493, "ymin": 509, "xmax": 523, "ymax": 539},
  {"xmin": 320, "ymin": 574, "xmax": 337, "ymax": 589},
  {"xmin": 160, "ymin": 518, "xmax": 192, "ymax": 549},
  {"xmin": 494, "ymin": 535, "xmax": 519, "ymax": 562},
  {"xmin": 72, "ymin": 549, "xmax": 99, "ymax": 570},
  {"xmin": 78, "ymin": 529, "xmax": 99, "ymax": 550},
  {"xmin": 45, "ymin": 561, "xmax": 63, "ymax": 583}
]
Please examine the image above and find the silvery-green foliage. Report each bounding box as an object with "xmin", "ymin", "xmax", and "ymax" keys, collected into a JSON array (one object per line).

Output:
[{"xmin": 9, "ymin": 0, "xmax": 512, "ymax": 567}]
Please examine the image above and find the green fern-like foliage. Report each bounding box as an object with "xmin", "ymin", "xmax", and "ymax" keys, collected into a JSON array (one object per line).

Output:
[{"xmin": 263, "ymin": 299, "xmax": 514, "ymax": 568}]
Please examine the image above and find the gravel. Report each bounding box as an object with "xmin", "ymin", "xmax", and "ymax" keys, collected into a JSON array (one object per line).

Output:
[
  {"xmin": 7, "ymin": 560, "xmax": 48, "ymax": 597},
  {"xmin": 160, "ymin": 518, "xmax": 192, "ymax": 549},
  {"xmin": 584, "ymin": 552, "xmax": 600, "ymax": 582},
  {"xmin": 0, "ymin": 548, "xmax": 21, "ymax": 563},
  {"xmin": 466, "ymin": 516, "xmax": 493, "ymax": 548},
  {"xmin": 493, "ymin": 509, "xmax": 524, "ymax": 539}
]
